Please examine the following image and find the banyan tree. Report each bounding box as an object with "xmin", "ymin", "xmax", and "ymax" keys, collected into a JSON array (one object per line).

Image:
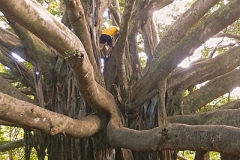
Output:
[{"xmin": 1, "ymin": 0, "xmax": 240, "ymax": 159}]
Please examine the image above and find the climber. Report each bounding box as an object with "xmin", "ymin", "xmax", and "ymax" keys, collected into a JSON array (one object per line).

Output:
[{"xmin": 100, "ymin": 26, "xmax": 120, "ymax": 61}]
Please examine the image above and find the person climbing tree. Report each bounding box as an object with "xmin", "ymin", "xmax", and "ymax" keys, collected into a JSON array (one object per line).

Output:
[{"xmin": 100, "ymin": 26, "xmax": 120, "ymax": 62}]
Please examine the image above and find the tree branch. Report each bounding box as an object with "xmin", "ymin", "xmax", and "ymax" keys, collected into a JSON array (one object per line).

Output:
[
  {"xmin": 110, "ymin": 1, "xmax": 121, "ymax": 26},
  {"xmin": 0, "ymin": 0, "xmax": 85, "ymax": 58},
  {"xmin": 131, "ymin": 0, "xmax": 240, "ymax": 102},
  {"xmin": 64, "ymin": 0, "xmax": 98, "ymax": 72},
  {"xmin": 214, "ymin": 32, "xmax": 240, "ymax": 42},
  {"xmin": 0, "ymin": 49, "xmax": 35, "ymax": 88},
  {"xmin": 0, "ymin": 92, "xmax": 103, "ymax": 138},
  {"xmin": 107, "ymin": 123, "xmax": 240, "ymax": 156},
  {"xmin": 0, "ymin": 139, "xmax": 25, "ymax": 152},
  {"xmin": 0, "ymin": 75, "xmax": 35, "ymax": 104},
  {"xmin": 0, "ymin": 0, "xmax": 122, "ymax": 125},
  {"xmin": 183, "ymin": 69, "xmax": 240, "ymax": 114},
  {"xmin": 147, "ymin": 0, "xmax": 220, "ymax": 64},
  {"xmin": 0, "ymin": 27, "xmax": 28, "ymax": 61},
  {"xmin": 221, "ymin": 99, "xmax": 240, "ymax": 109},
  {"xmin": 167, "ymin": 108, "xmax": 240, "ymax": 127},
  {"xmin": 115, "ymin": 0, "xmax": 136, "ymax": 97},
  {"xmin": 167, "ymin": 45, "xmax": 240, "ymax": 91},
  {"xmin": 7, "ymin": 18, "xmax": 56, "ymax": 89}
]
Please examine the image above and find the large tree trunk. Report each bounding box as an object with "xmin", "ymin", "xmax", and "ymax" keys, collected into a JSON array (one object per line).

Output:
[{"xmin": 24, "ymin": 0, "xmax": 118, "ymax": 158}]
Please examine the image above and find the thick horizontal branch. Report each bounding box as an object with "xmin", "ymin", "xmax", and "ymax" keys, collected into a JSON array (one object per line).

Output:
[
  {"xmin": 167, "ymin": 108, "xmax": 240, "ymax": 127},
  {"xmin": 0, "ymin": 92, "xmax": 103, "ymax": 138},
  {"xmin": 107, "ymin": 123, "xmax": 240, "ymax": 156}
]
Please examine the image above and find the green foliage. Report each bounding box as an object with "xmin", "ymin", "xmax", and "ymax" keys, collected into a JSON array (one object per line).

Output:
[
  {"xmin": 165, "ymin": 4, "xmax": 181, "ymax": 22},
  {"xmin": 0, "ymin": 63, "xmax": 9, "ymax": 73},
  {"xmin": 0, "ymin": 127, "xmax": 24, "ymax": 160},
  {"xmin": 23, "ymin": 61, "xmax": 33, "ymax": 71},
  {"xmin": 0, "ymin": 126, "xmax": 39, "ymax": 159},
  {"xmin": 178, "ymin": 151, "xmax": 220, "ymax": 160},
  {"xmin": 47, "ymin": 1, "xmax": 61, "ymax": 16},
  {"xmin": 136, "ymin": 34, "xmax": 144, "ymax": 53},
  {"xmin": 118, "ymin": 0, "xmax": 125, "ymax": 13},
  {"xmin": 156, "ymin": 23, "xmax": 171, "ymax": 39},
  {"xmin": 0, "ymin": 126, "xmax": 7, "ymax": 142},
  {"xmin": 201, "ymin": 46, "xmax": 212, "ymax": 58},
  {"xmin": 139, "ymin": 53, "xmax": 147, "ymax": 68},
  {"xmin": 136, "ymin": 34, "xmax": 147, "ymax": 68},
  {"xmin": 210, "ymin": 151, "xmax": 221, "ymax": 159},
  {"xmin": 178, "ymin": 150, "xmax": 195, "ymax": 159},
  {"xmin": 226, "ymin": 20, "xmax": 240, "ymax": 33},
  {"xmin": 36, "ymin": 0, "xmax": 61, "ymax": 17},
  {"xmin": 210, "ymin": 0, "xmax": 230, "ymax": 13},
  {"xmin": 0, "ymin": 14, "xmax": 9, "ymax": 28},
  {"xmin": 102, "ymin": 16, "xmax": 112, "ymax": 27}
]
